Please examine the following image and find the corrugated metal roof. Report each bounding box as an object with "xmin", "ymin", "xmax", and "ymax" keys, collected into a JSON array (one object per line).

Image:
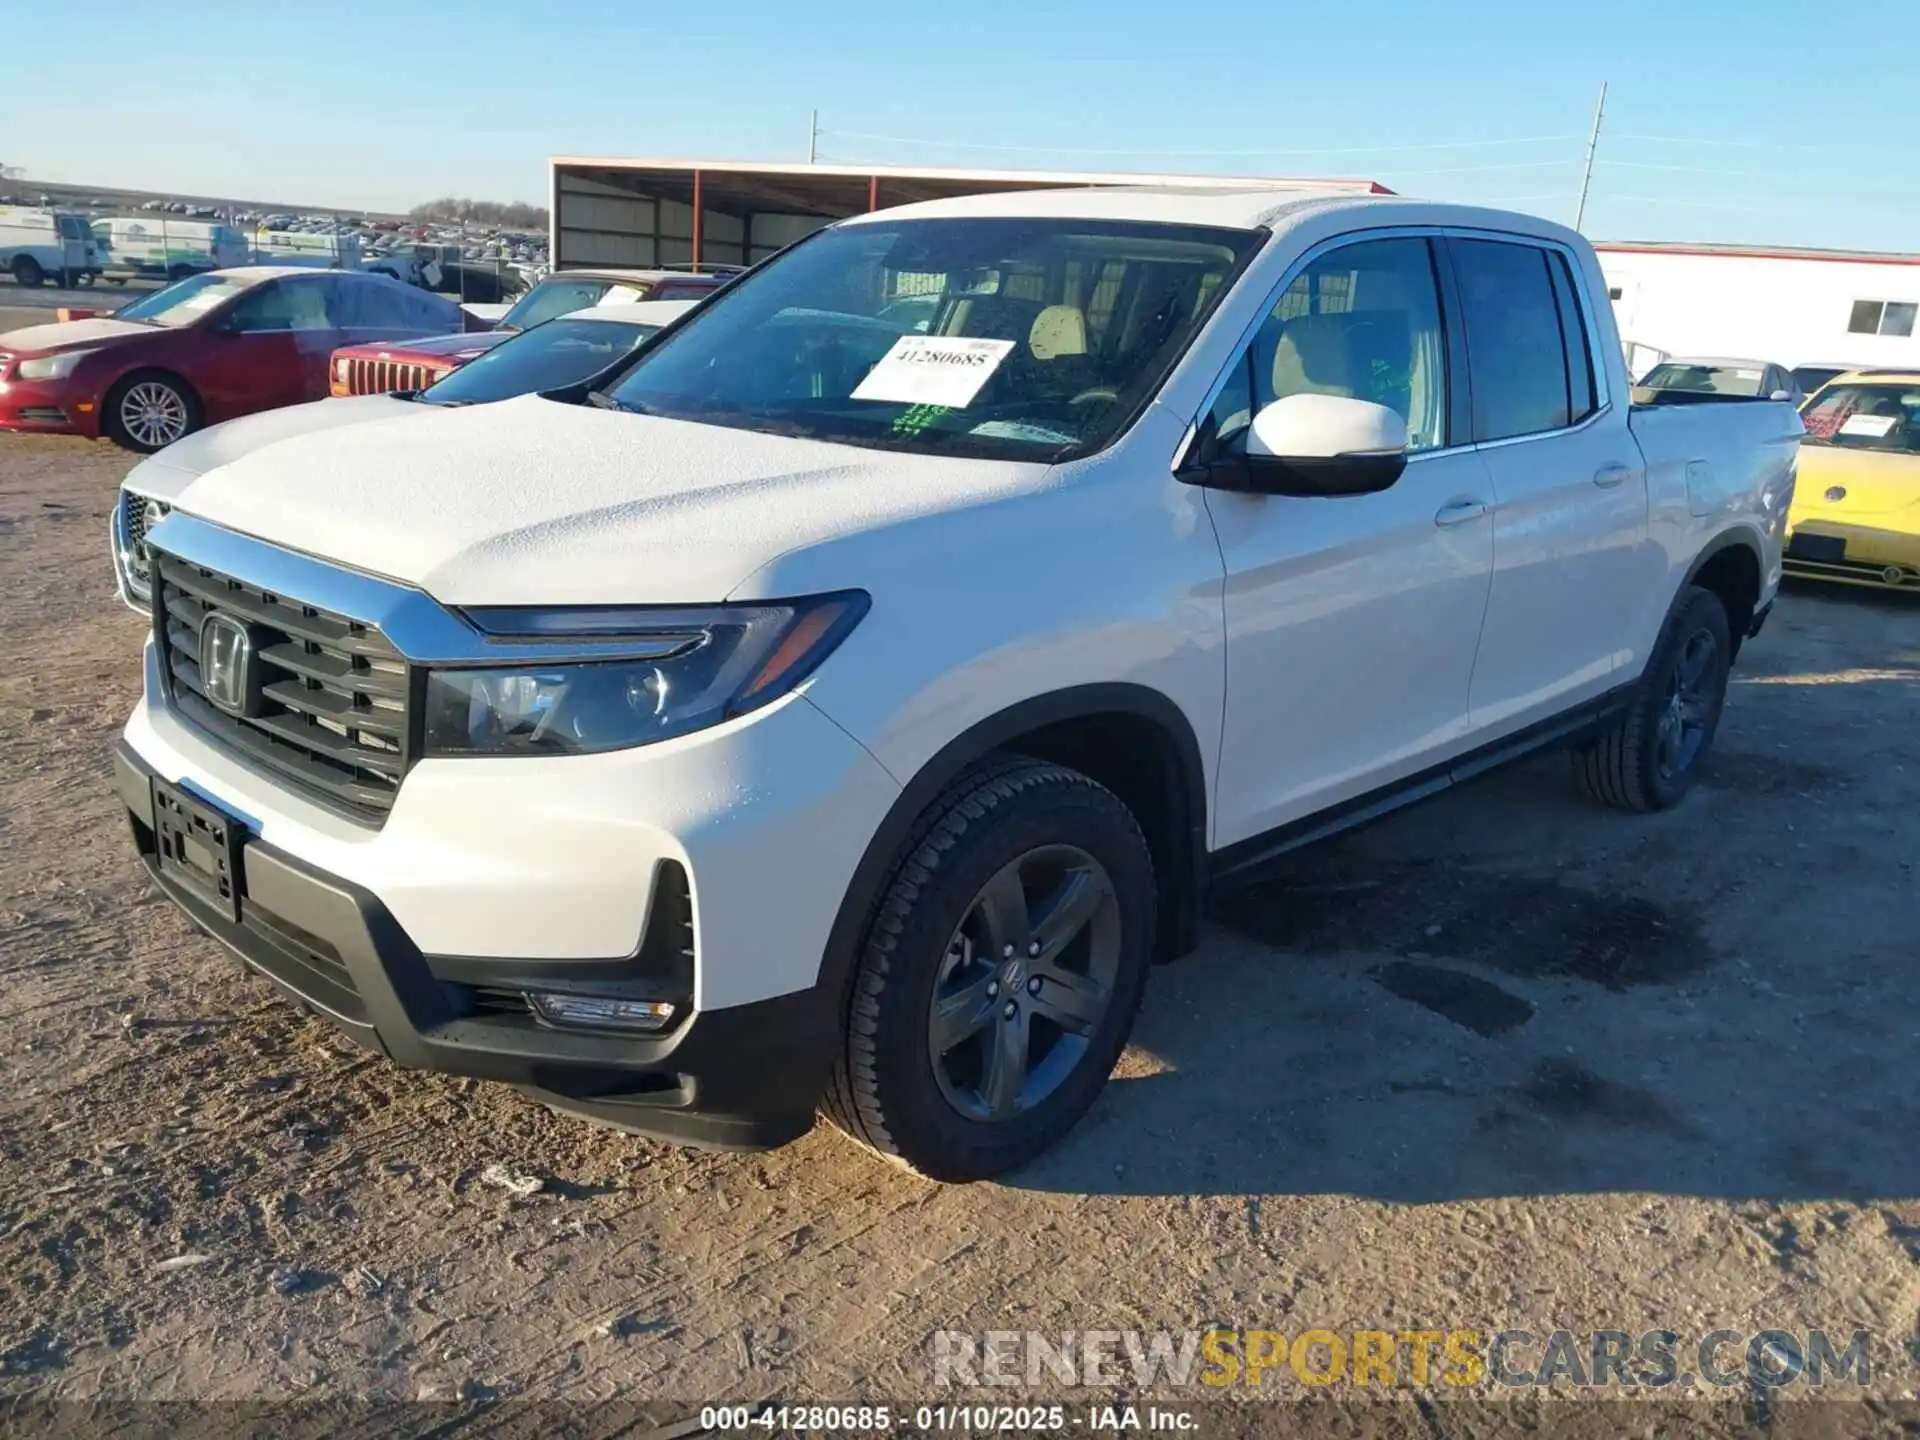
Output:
[{"xmin": 552, "ymin": 156, "xmax": 1391, "ymax": 194}]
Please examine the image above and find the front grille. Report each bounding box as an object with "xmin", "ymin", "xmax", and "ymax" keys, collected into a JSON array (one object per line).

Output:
[
  {"xmin": 120, "ymin": 491, "xmax": 170, "ymax": 599},
  {"xmin": 344, "ymin": 356, "xmax": 440, "ymax": 395},
  {"xmin": 1784, "ymin": 554, "xmax": 1914, "ymax": 586},
  {"xmin": 154, "ymin": 553, "xmax": 413, "ymax": 820}
]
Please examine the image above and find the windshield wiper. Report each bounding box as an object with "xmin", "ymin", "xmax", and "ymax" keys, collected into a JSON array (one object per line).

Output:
[{"xmin": 586, "ymin": 390, "xmax": 647, "ymax": 414}]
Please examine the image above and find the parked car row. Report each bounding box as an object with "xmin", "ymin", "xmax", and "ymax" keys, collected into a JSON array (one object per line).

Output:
[
  {"xmin": 1781, "ymin": 366, "xmax": 1920, "ymax": 592},
  {"xmin": 0, "ymin": 262, "xmax": 745, "ymax": 450},
  {"xmin": 0, "ymin": 268, "xmax": 477, "ymax": 448},
  {"xmin": 330, "ymin": 267, "xmax": 733, "ymax": 392},
  {"xmin": 1625, "ymin": 348, "xmax": 1920, "ymax": 593},
  {"xmin": 81, "ymin": 187, "xmax": 1807, "ymax": 1182}
]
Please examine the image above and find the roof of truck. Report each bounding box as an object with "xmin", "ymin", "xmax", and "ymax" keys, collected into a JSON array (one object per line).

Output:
[{"xmin": 838, "ymin": 187, "xmax": 1563, "ymax": 239}]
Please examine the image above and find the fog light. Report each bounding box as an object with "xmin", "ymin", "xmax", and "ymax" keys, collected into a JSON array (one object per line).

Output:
[{"xmin": 528, "ymin": 993, "xmax": 677, "ymax": 1032}]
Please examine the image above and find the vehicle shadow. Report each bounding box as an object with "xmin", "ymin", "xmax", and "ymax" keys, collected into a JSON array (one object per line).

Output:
[{"xmin": 1009, "ymin": 618, "xmax": 1920, "ymax": 1202}]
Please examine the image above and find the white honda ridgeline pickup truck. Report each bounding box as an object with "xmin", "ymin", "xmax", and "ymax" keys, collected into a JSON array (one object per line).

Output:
[{"xmin": 114, "ymin": 189, "xmax": 1799, "ymax": 1181}]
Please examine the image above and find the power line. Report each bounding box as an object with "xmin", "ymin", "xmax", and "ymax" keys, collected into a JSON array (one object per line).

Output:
[{"xmin": 1611, "ymin": 132, "xmax": 1827, "ymax": 151}]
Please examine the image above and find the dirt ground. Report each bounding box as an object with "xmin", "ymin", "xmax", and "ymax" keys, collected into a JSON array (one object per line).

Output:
[{"xmin": 2, "ymin": 411, "xmax": 1918, "ymax": 1430}]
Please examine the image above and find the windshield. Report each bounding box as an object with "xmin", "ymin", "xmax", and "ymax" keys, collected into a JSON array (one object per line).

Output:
[
  {"xmin": 498, "ymin": 277, "xmax": 624, "ymax": 331},
  {"xmin": 115, "ymin": 273, "xmax": 252, "ymax": 328},
  {"xmin": 421, "ymin": 317, "xmax": 659, "ymax": 406},
  {"xmin": 1638, "ymin": 362, "xmax": 1769, "ymax": 397},
  {"xmin": 1799, "ymin": 382, "xmax": 1920, "ymax": 454},
  {"xmin": 601, "ymin": 217, "xmax": 1262, "ymax": 461},
  {"xmin": 1792, "ymin": 366, "xmax": 1846, "ymax": 396}
]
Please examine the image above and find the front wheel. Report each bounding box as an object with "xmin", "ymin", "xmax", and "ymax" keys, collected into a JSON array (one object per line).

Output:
[
  {"xmin": 826, "ymin": 757, "xmax": 1155, "ymax": 1182},
  {"xmin": 103, "ymin": 372, "xmax": 202, "ymax": 453},
  {"xmin": 1572, "ymin": 585, "xmax": 1732, "ymax": 812}
]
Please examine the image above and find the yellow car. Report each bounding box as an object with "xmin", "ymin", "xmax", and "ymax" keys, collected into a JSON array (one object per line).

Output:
[{"xmin": 1785, "ymin": 369, "xmax": 1920, "ymax": 592}]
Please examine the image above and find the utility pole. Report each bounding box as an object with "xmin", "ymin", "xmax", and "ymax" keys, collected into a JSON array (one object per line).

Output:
[
  {"xmin": 1573, "ymin": 80, "xmax": 1608, "ymax": 233},
  {"xmin": 808, "ymin": 109, "xmax": 819, "ymax": 164}
]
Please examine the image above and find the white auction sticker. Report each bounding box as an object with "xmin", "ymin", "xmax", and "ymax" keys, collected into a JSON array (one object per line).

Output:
[
  {"xmin": 851, "ymin": 336, "xmax": 1016, "ymax": 408},
  {"xmin": 1838, "ymin": 413, "xmax": 1898, "ymax": 438}
]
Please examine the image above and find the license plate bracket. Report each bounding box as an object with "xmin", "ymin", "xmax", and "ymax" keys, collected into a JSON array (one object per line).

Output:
[
  {"xmin": 1788, "ymin": 532, "xmax": 1847, "ymax": 564},
  {"xmin": 150, "ymin": 778, "xmax": 247, "ymax": 924}
]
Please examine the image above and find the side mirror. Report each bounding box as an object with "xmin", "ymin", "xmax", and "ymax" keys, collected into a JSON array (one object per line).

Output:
[
  {"xmin": 1187, "ymin": 393, "xmax": 1409, "ymax": 497},
  {"xmin": 1769, "ymin": 389, "xmax": 1793, "ymax": 403}
]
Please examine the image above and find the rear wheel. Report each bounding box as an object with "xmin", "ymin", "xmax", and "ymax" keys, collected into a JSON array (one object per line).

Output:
[
  {"xmin": 11, "ymin": 256, "xmax": 44, "ymax": 288},
  {"xmin": 1572, "ymin": 585, "xmax": 1731, "ymax": 812},
  {"xmin": 826, "ymin": 757, "xmax": 1155, "ymax": 1182},
  {"xmin": 103, "ymin": 372, "xmax": 201, "ymax": 453}
]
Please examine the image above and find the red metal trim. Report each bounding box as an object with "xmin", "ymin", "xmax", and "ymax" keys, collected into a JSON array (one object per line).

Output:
[
  {"xmin": 869, "ymin": 175, "xmax": 880, "ymax": 211},
  {"xmin": 1595, "ymin": 242, "xmax": 1920, "ymax": 268},
  {"xmin": 691, "ymin": 168, "xmax": 703, "ymax": 268}
]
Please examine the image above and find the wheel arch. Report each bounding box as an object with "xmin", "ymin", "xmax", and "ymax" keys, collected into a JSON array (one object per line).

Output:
[
  {"xmin": 1684, "ymin": 529, "xmax": 1765, "ymax": 657},
  {"xmin": 103, "ymin": 366, "xmax": 204, "ymax": 445},
  {"xmin": 817, "ymin": 684, "xmax": 1209, "ymax": 1021}
]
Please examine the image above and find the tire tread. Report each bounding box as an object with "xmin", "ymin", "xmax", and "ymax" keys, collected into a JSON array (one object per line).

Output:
[
  {"xmin": 824, "ymin": 755, "xmax": 1148, "ymax": 1179},
  {"xmin": 1571, "ymin": 584, "xmax": 1729, "ymax": 813}
]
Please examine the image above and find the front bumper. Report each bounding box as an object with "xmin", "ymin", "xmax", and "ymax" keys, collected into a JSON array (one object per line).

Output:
[
  {"xmin": 115, "ymin": 739, "xmax": 840, "ymax": 1150},
  {"xmin": 1784, "ymin": 517, "xmax": 1920, "ymax": 591},
  {"xmin": 0, "ymin": 373, "xmax": 87, "ymax": 436}
]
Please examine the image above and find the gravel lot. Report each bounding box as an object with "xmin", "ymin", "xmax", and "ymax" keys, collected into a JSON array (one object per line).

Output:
[{"xmin": 1, "ymin": 422, "xmax": 1917, "ymax": 1429}]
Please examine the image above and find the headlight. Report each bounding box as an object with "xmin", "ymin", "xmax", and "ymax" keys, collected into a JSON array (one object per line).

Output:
[
  {"xmin": 421, "ymin": 593, "xmax": 869, "ymax": 758},
  {"xmin": 17, "ymin": 349, "xmax": 96, "ymax": 381}
]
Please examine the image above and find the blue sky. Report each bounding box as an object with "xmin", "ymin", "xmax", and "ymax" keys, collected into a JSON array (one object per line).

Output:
[{"xmin": 10, "ymin": 0, "xmax": 1916, "ymax": 250}]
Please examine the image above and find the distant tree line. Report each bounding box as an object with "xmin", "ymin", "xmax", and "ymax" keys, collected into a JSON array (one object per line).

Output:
[{"xmin": 407, "ymin": 197, "xmax": 549, "ymax": 230}]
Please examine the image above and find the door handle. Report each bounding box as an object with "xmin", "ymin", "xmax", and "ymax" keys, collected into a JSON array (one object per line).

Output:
[
  {"xmin": 1593, "ymin": 462, "xmax": 1635, "ymax": 489},
  {"xmin": 1434, "ymin": 500, "xmax": 1489, "ymax": 527}
]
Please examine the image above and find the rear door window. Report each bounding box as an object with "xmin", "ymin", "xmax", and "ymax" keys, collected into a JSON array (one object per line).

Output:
[
  {"xmin": 1449, "ymin": 238, "xmax": 1572, "ymax": 441},
  {"xmin": 1545, "ymin": 252, "xmax": 1597, "ymax": 421},
  {"xmin": 226, "ymin": 277, "xmax": 333, "ymax": 332}
]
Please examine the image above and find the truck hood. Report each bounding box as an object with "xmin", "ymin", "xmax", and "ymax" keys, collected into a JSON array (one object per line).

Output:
[
  {"xmin": 125, "ymin": 394, "xmax": 417, "ymax": 502},
  {"xmin": 172, "ymin": 393, "xmax": 1053, "ymax": 605},
  {"xmin": 340, "ymin": 330, "xmax": 508, "ymax": 361},
  {"xmin": 0, "ymin": 316, "xmax": 154, "ymax": 354},
  {"xmin": 1795, "ymin": 444, "xmax": 1920, "ymax": 517}
]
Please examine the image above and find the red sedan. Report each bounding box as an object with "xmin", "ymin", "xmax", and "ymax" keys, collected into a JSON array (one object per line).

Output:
[{"xmin": 0, "ymin": 266, "xmax": 472, "ymax": 451}]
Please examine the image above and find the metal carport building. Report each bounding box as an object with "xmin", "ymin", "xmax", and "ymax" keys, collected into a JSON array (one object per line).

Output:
[{"xmin": 547, "ymin": 157, "xmax": 1391, "ymax": 272}]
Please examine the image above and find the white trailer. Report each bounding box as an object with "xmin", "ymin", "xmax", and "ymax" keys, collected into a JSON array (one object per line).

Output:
[
  {"xmin": 94, "ymin": 217, "xmax": 250, "ymax": 282},
  {"xmin": 1598, "ymin": 242, "xmax": 1920, "ymax": 378},
  {"xmin": 250, "ymin": 229, "xmax": 365, "ymax": 269},
  {"xmin": 0, "ymin": 206, "xmax": 103, "ymax": 287}
]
